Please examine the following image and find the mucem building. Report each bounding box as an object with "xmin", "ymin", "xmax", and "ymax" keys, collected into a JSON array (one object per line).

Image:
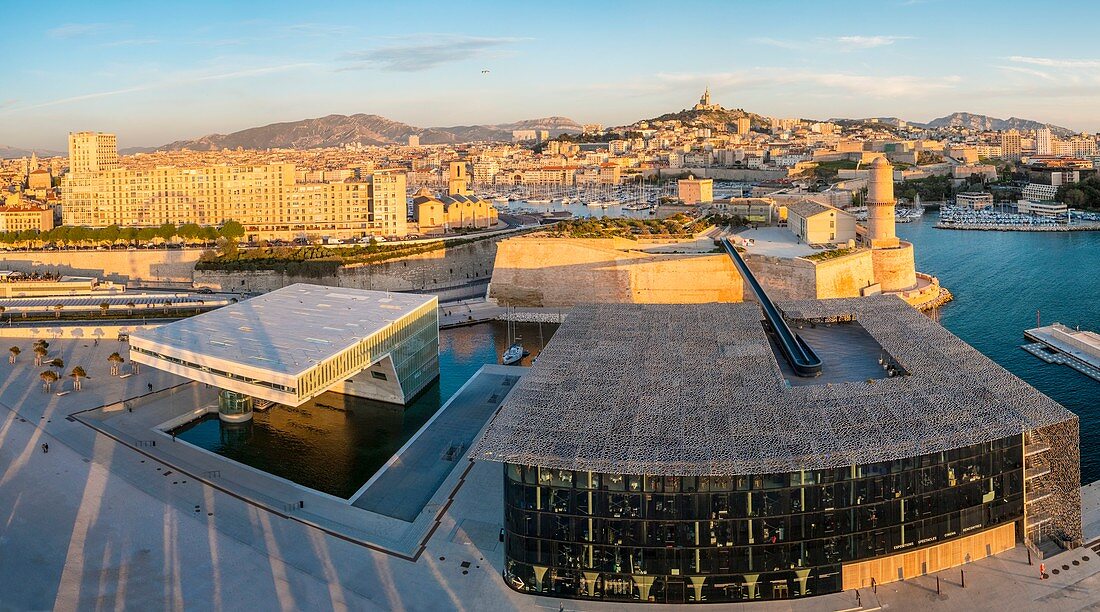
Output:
[{"xmin": 475, "ymin": 296, "xmax": 1080, "ymax": 604}]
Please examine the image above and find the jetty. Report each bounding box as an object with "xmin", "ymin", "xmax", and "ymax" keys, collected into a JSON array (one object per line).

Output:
[{"xmin": 1022, "ymin": 323, "xmax": 1100, "ymax": 382}]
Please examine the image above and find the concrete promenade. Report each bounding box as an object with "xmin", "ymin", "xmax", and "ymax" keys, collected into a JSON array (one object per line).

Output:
[{"xmin": 1, "ymin": 338, "xmax": 1099, "ymax": 610}]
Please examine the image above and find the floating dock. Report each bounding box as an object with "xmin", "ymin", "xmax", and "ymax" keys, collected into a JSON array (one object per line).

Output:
[{"xmin": 1022, "ymin": 323, "xmax": 1100, "ymax": 382}]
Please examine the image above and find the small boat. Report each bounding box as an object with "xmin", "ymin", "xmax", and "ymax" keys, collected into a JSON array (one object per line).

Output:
[
  {"xmin": 528, "ymin": 198, "xmax": 552, "ymax": 204},
  {"xmin": 502, "ymin": 343, "xmax": 525, "ymax": 365},
  {"xmin": 492, "ymin": 197, "xmax": 508, "ymax": 203}
]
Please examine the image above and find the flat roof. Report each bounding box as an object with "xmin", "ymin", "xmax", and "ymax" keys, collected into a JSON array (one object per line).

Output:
[
  {"xmin": 474, "ymin": 295, "xmax": 1076, "ymax": 475},
  {"xmin": 129, "ymin": 284, "xmax": 435, "ymax": 378}
]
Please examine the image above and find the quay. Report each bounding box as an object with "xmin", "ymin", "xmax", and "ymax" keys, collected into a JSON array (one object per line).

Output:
[
  {"xmin": 936, "ymin": 222, "xmax": 1100, "ymax": 231},
  {"xmin": 1023, "ymin": 323, "xmax": 1100, "ymax": 382}
]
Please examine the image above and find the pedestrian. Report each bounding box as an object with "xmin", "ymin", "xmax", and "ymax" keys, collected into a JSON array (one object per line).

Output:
[
  {"xmin": 41, "ymin": 442, "xmax": 48, "ymax": 453},
  {"xmin": 148, "ymin": 383, "xmax": 153, "ymax": 393},
  {"xmin": 1040, "ymin": 562, "xmax": 1046, "ymax": 579},
  {"xmin": 94, "ymin": 338, "xmax": 98, "ymax": 347}
]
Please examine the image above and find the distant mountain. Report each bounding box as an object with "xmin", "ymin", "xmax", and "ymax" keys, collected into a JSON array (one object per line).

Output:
[
  {"xmin": 156, "ymin": 114, "xmax": 583, "ymax": 151},
  {"xmin": 919, "ymin": 112, "xmax": 1074, "ymax": 136},
  {"xmin": 0, "ymin": 145, "xmax": 64, "ymax": 159}
]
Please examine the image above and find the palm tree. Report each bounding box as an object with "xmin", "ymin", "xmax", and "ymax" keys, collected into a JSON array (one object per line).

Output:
[
  {"xmin": 49, "ymin": 357, "xmax": 64, "ymax": 370},
  {"xmin": 8, "ymin": 346, "xmax": 19, "ymax": 364},
  {"xmin": 99, "ymin": 302, "xmax": 110, "ymax": 317},
  {"xmin": 33, "ymin": 345, "xmax": 47, "ymax": 366},
  {"xmin": 161, "ymin": 300, "xmax": 172, "ymax": 314},
  {"xmin": 53, "ymin": 303, "xmax": 64, "ymax": 319},
  {"xmin": 108, "ymin": 352, "xmax": 125, "ymax": 376},
  {"xmin": 70, "ymin": 366, "xmax": 87, "ymax": 391},
  {"xmin": 126, "ymin": 301, "xmax": 136, "ymax": 316},
  {"xmin": 40, "ymin": 370, "xmax": 58, "ymax": 392}
]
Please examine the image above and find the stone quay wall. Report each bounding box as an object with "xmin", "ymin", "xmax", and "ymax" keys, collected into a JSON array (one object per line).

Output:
[{"xmin": 0, "ymin": 249, "xmax": 203, "ymax": 284}]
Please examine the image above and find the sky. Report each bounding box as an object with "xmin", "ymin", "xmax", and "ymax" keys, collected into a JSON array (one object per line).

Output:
[{"xmin": 4, "ymin": 0, "xmax": 1100, "ymax": 150}]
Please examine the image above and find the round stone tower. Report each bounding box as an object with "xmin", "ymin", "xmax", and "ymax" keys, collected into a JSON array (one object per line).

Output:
[{"xmin": 866, "ymin": 156, "xmax": 899, "ymax": 249}]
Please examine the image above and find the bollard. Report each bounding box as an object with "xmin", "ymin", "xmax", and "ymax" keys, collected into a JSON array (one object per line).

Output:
[
  {"xmin": 937, "ymin": 576, "xmax": 940, "ymax": 595},
  {"xmin": 961, "ymin": 569, "xmax": 965, "ymax": 588},
  {"xmin": 1028, "ymin": 548, "xmax": 1032, "ymax": 566}
]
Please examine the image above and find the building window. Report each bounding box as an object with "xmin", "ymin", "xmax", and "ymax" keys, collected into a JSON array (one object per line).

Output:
[{"xmin": 371, "ymin": 370, "xmax": 387, "ymax": 380}]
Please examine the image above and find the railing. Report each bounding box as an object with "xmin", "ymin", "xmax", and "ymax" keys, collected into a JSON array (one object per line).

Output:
[{"xmin": 721, "ymin": 238, "xmax": 822, "ymax": 377}]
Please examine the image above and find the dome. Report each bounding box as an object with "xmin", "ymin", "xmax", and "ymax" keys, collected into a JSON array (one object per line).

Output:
[{"xmin": 871, "ymin": 156, "xmax": 891, "ymax": 168}]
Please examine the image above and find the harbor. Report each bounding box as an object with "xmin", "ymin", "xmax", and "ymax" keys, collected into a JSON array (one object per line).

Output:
[{"xmin": 1023, "ymin": 323, "xmax": 1100, "ymax": 382}]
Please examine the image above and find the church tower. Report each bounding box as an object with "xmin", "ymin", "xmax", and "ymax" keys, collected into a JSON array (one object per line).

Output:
[{"xmin": 448, "ymin": 161, "xmax": 470, "ymax": 196}]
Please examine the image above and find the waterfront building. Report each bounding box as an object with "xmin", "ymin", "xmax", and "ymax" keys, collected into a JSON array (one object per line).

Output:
[
  {"xmin": 677, "ymin": 176, "xmax": 713, "ymax": 205},
  {"xmin": 129, "ymin": 284, "xmax": 439, "ymax": 422},
  {"xmin": 786, "ymin": 200, "xmax": 856, "ymax": 244},
  {"xmin": 955, "ymin": 192, "xmax": 994, "ymax": 210},
  {"xmin": 476, "ymin": 297, "xmax": 1080, "ymax": 604},
  {"xmin": 412, "ymin": 162, "xmax": 498, "ymax": 235},
  {"xmin": 0, "ymin": 203, "xmax": 54, "ymax": 232},
  {"xmin": 61, "ymin": 133, "xmax": 408, "ymax": 240},
  {"xmin": 1017, "ymin": 200, "xmax": 1068, "ymax": 217}
]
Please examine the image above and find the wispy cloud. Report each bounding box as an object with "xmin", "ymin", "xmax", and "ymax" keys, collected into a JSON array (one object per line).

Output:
[
  {"xmin": 48, "ymin": 23, "xmax": 113, "ymax": 39},
  {"xmin": 1008, "ymin": 55, "xmax": 1100, "ymax": 69},
  {"xmin": 339, "ymin": 35, "xmax": 527, "ymax": 72},
  {"xmin": 98, "ymin": 38, "xmax": 159, "ymax": 48},
  {"xmin": 1, "ymin": 63, "xmax": 317, "ymax": 114},
  {"xmin": 749, "ymin": 37, "xmax": 803, "ymax": 50},
  {"xmin": 830, "ymin": 35, "xmax": 912, "ymax": 50},
  {"xmin": 750, "ymin": 35, "xmax": 912, "ymax": 52},
  {"xmin": 996, "ymin": 65, "xmax": 1057, "ymax": 81}
]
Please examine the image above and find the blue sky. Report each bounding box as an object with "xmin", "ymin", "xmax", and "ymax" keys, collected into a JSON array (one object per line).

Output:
[{"xmin": 4, "ymin": 0, "xmax": 1100, "ymax": 149}]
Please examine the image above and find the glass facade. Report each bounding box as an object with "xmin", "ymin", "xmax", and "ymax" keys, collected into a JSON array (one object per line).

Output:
[{"xmin": 503, "ymin": 436, "xmax": 1024, "ymax": 603}]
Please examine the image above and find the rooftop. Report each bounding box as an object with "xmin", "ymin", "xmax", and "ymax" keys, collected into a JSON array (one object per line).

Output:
[
  {"xmin": 128, "ymin": 283, "xmax": 434, "ymax": 378},
  {"xmin": 474, "ymin": 296, "xmax": 1076, "ymax": 475}
]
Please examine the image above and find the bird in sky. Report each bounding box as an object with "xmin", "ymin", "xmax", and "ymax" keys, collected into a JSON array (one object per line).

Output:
[{"xmin": 481, "ymin": 69, "xmax": 490, "ymax": 74}]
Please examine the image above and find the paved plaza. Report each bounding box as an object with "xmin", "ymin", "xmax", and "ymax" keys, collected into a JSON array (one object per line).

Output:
[
  {"xmin": 1, "ymin": 339, "xmax": 1100, "ymax": 610},
  {"xmin": 734, "ymin": 226, "xmax": 820, "ymax": 258}
]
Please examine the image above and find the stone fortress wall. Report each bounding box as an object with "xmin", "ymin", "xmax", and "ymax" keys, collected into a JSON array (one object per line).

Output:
[
  {"xmin": 489, "ymin": 237, "xmax": 743, "ymax": 307},
  {"xmin": 193, "ymin": 238, "xmax": 499, "ymax": 295}
]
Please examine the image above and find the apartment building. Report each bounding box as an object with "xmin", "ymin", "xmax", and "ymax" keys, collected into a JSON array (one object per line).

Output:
[{"xmin": 62, "ymin": 133, "xmax": 408, "ymax": 240}]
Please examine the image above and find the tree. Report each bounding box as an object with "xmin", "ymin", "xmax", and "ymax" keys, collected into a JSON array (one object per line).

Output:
[
  {"xmin": 49, "ymin": 357, "xmax": 64, "ymax": 370},
  {"xmin": 70, "ymin": 366, "xmax": 87, "ymax": 390},
  {"xmin": 126, "ymin": 301, "xmax": 136, "ymax": 316},
  {"xmin": 53, "ymin": 303, "xmax": 64, "ymax": 319},
  {"xmin": 218, "ymin": 220, "xmax": 245, "ymax": 241},
  {"xmin": 8, "ymin": 346, "xmax": 19, "ymax": 364},
  {"xmin": 108, "ymin": 352, "xmax": 125, "ymax": 376},
  {"xmin": 99, "ymin": 302, "xmax": 110, "ymax": 317},
  {"xmin": 157, "ymin": 223, "xmax": 178, "ymax": 243},
  {"xmin": 40, "ymin": 370, "xmax": 58, "ymax": 392},
  {"xmin": 33, "ymin": 345, "xmax": 47, "ymax": 366}
]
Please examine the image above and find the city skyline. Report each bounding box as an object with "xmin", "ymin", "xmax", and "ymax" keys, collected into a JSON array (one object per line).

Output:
[{"xmin": 6, "ymin": 0, "xmax": 1100, "ymax": 149}]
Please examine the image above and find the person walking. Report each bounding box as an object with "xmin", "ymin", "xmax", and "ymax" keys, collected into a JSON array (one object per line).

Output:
[
  {"xmin": 1040, "ymin": 562, "xmax": 1046, "ymax": 579},
  {"xmin": 41, "ymin": 443, "xmax": 48, "ymax": 453}
]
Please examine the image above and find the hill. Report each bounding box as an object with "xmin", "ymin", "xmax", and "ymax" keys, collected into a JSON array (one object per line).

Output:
[
  {"xmin": 628, "ymin": 106, "xmax": 770, "ymax": 132},
  {"xmin": 157, "ymin": 114, "xmax": 582, "ymax": 151},
  {"xmin": 919, "ymin": 112, "xmax": 1073, "ymax": 136},
  {"xmin": 0, "ymin": 145, "xmax": 65, "ymax": 159}
]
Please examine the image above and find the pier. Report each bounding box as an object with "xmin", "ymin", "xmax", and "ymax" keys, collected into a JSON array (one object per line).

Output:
[{"xmin": 1022, "ymin": 323, "xmax": 1100, "ymax": 382}]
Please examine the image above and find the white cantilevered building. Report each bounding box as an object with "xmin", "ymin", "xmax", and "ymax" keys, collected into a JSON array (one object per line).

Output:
[{"xmin": 129, "ymin": 284, "xmax": 438, "ymax": 421}]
